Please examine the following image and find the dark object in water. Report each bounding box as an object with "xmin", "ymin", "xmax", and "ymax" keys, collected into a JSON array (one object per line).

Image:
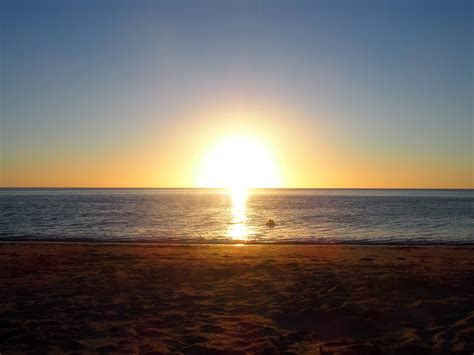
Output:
[{"xmin": 266, "ymin": 219, "xmax": 276, "ymax": 227}]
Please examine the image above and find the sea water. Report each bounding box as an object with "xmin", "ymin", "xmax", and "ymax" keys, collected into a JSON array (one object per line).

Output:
[{"xmin": 1, "ymin": 189, "xmax": 472, "ymax": 244}]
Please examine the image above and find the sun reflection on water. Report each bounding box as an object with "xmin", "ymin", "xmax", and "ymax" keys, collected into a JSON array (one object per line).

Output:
[{"xmin": 228, "ymin": 187, "xmax": 248, "ymax": 241}]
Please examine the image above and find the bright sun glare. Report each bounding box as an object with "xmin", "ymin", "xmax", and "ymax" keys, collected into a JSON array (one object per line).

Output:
[{"xmin": 198, "ymin": 135, "xmax": 281, "ymax": 190}]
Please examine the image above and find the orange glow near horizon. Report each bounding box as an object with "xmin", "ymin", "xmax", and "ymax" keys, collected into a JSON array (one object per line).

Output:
[{"xmin": 1, "ymin": 103, "xmax": 472, "ymax": 189}]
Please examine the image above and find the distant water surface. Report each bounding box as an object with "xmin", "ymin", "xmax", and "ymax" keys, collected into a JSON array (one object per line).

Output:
[{"xmin": 1, "ymin": 189, "xmax": 473, "ymax": 244}]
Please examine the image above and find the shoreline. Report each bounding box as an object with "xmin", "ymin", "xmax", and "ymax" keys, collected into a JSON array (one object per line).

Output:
[{"xmin": 1, "ymin": 239, "xmax": 473, "ymax": 246}]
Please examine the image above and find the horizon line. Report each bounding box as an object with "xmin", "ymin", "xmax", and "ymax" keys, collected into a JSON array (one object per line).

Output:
[{"xmin": 0, "ymin": 187, "xmax": 473, "ymax": 190}]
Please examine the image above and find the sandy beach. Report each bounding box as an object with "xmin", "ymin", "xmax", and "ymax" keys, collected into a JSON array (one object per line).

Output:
[{"xmin": 1, "ymin": 243, "xmax": 473, "ymax": 354}]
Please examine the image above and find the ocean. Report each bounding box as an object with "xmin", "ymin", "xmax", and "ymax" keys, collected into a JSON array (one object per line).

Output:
[{"xmin": 1, "ymin": 188, "xmax": 472, "ymax": 244}]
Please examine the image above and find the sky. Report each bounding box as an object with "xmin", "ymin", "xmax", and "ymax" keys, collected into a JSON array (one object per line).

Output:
[{"xmin": 1, "ymin": 0, "xmax": 472, "ymax": 188}]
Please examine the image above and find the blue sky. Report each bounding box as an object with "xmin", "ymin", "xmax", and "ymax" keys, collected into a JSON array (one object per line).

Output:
[{"xmin": 1, "ymin": 0, "xmax": 472, "ymax": 187}]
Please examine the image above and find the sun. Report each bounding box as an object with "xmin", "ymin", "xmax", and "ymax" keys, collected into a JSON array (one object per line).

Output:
[{"xmin": 198, "ymin": 135, "xmax": 281, "ymax": 189}]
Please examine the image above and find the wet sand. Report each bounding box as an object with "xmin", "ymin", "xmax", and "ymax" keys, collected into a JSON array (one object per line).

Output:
[{"xmin": 1, "ymin": 243, "xmax": 473, "ymax": 354}]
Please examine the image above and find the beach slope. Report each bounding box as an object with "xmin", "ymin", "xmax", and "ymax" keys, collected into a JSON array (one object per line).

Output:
[{"xmin": 1, "ymin": 243, "xmax": 473, "ymax": 354}]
